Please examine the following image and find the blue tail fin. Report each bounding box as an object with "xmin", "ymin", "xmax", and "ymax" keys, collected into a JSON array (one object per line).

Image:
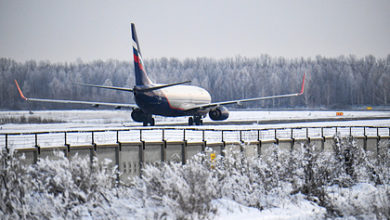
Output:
[{"xmin": 131, "ymin": 23, "xmax": 153, "ymax": 86}]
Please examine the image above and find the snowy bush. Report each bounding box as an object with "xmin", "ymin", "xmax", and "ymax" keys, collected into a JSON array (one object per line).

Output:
[
  {"xmin": 0, "ymin": 151, "xmax": 118, "ymax": 219},
  {"xmin": 1, "ymin": 137, "xmax": 389, "ymax": 219},
  {"xmin": 0, "ymin": 151, "xmax": 29, "ymax": 219},
  {"xmin": 216, "ymin": 147, "xmax": 293, "ymax": 210},
  {"xmin": 26, "ymin": 152, "xmax": 118, "ymax": 219},
  {"xmin": 129, "ymin": 154, "xmax": 220, "ymax": 219}
]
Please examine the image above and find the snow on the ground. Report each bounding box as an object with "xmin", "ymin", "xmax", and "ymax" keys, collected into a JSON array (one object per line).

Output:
[
  {"xmin": 214, "ymin": 183, "xmax": 389, "ymax": 220},
  {"xmin": 1, "ymin": 110, "xmax": 389, "ymax": 149},
  {"xmin": 1, "ymin": 110, "xmax": 389, "ymax": 132},
  {"xmin": 213, "ymin": 199, "xmax": 263, "ymax": 220},
  {"xmin": 213, "ymin": 195, "xmax": 326, "ymax": 220}
]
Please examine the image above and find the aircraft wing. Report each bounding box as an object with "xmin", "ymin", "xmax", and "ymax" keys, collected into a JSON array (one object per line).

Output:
[
  {"xmin": 190, "ymin": 73, "xmax": 305, "ymax": 110},
  {"xmin": 15, "ymin": 80, "xmax": 137, "ymax": 109}
]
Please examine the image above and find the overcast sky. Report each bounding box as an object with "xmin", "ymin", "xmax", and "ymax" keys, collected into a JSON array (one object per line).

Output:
[{"xmin": 0, "ymin": 0, "xmax": 389, "ymax": 62}]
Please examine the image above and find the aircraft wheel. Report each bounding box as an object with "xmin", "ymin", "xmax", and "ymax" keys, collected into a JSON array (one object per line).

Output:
[
  {"xmin": 150, "ymin": 118, "xmax": 155, "ymax": 126},
  {"xmin": 188, "ymin": 117, "xmax": 194, "ymax": 126},
  {"xmin": 143, "ymin": 118, "xmax": 155, "ymax": 126},
  {"xmin": 194, "ymin": 116, "xmax": 202, "ymax": 126}
]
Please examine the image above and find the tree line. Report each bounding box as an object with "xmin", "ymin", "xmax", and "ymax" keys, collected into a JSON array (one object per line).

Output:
[{"xmin": 1, "ymin": 54, "xmax": 389, "ymax": 110}]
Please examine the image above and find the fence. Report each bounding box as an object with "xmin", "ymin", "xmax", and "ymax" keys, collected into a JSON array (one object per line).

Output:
[{"xmin": 1, "ymin": 126, "xmax": 390, "ymax": 181}]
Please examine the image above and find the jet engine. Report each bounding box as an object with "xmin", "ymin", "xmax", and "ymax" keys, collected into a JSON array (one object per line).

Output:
[
  {"xmin": 208, "ymin": 106, "xmax": 229, "ymax": 121},
  {"xmin": 131, "ymin": 108, "xmax": 147, "ymax": 122}
]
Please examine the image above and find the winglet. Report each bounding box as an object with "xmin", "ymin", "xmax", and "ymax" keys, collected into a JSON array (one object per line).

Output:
[
  {"xmin": 299, "ymin": 73, "xmax": 306, "ymax": 95},
  {"xmin": 14, "ymin": 80, "xmax": 28, "ymax": 100}
]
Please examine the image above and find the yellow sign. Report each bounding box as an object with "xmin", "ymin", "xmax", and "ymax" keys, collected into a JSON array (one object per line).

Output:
[
  {"xmin": 366, "ymin": 106, "xmax": 373, "ymax": 110},
  {"xmin": 210, "ymin": 153, "xmax": 216, "ymax": 161},
  {"xmin": 210, "ymin": 153, "xmax": 216, "ymax": 169}
]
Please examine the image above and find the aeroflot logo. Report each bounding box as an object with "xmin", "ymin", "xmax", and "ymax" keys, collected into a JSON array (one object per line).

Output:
[
  {"xmin": 133, "ymin": 50, "xmax": 144, "ymax": 71},
  {"xmin": 132, "ymin": 39, "xmax": 145, "ymax": 71}
]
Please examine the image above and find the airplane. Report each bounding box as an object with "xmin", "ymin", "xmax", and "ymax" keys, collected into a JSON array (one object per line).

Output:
[{"xmin": 15, "ymin": 23, "xmax": 305, "ymax": 126}]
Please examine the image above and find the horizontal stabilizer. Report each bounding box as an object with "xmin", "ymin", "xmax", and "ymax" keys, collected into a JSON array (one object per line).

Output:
[
  {"xmin": 76, "ymin": 83, "xmax": 134, "ymax": 92},
  {"xmin": 137, "ymin": 81, "xmax": 192, "ymax": 92},
  {"xmin": 77, "ymin": 81, "xmax": 191, "ymax": 93}
]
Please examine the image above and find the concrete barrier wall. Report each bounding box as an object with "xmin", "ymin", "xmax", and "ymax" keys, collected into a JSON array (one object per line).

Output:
[
  {"xmin": 186, "ymin": 142, "xmax": 204, "ymax": 160},
  {"xmin": 68, "ymin": 146, "xmax": 92, "ymax": 161},
  {"xmin": 144, "ymin": 142, "xmax": 163, "ymax": 164},
  {"xmin": 95, "ymin": 144, "xmax": 118, "ymax": 171},
  {"xmin": 119, "ymin": 143, "xmax": 141, "ymax": 180},
  {"xmin": 14, "ymin": 148, "xmax": 37, "ymax": 165},
  {"xmin": 7, "ymin": 127, "xmax": 390, "ymax": 183}
]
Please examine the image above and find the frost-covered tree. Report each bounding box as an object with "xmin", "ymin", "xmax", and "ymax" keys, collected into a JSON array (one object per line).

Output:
[{"xmin": 1, "ymin": 55, "xmax": 389, "ymax": 110}]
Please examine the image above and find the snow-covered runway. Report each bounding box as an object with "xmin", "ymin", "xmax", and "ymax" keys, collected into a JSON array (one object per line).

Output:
[
  {"xmin": 1, "ymin": 110, "xmax": 389, "ymax": 150},
  {"xmin": 1, "ymin": 109, "xmax": 390, "ymax": 132}
]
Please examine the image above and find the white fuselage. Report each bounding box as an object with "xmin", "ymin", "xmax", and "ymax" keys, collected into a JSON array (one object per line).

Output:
[
  {"xmin": 134, "ymin": 84, "xmax": 212, "ymax": 116},
  {"xmin": 161, "ymin": 85, "xmax": 211, "ymax": 110}
]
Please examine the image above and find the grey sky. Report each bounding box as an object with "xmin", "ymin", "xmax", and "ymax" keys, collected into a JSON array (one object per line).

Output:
[{"xmin": 0, "ymin": 0, "xmax": 389, "ymax": 62}]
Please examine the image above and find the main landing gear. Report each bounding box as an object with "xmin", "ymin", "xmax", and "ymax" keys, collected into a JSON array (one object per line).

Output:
[
  {"xmin": 143, "ymin": 117, "xmax": 155, "ymax": 126},
  {"xmin": 131, "ymin": 108, "xmax": 155, "ymax": 126},
  {"xmin": 188, "ymin": 116, "xmax": 203, "ymax": 126}
]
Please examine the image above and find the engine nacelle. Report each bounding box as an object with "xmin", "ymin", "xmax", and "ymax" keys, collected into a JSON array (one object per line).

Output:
[
  {"xmin": 209, "ymin": 106, "xmax": 229, "ymax": 121},
  {"xmin": 131, "ymin": 108, "xmax": 147, "ymax": 122}
]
